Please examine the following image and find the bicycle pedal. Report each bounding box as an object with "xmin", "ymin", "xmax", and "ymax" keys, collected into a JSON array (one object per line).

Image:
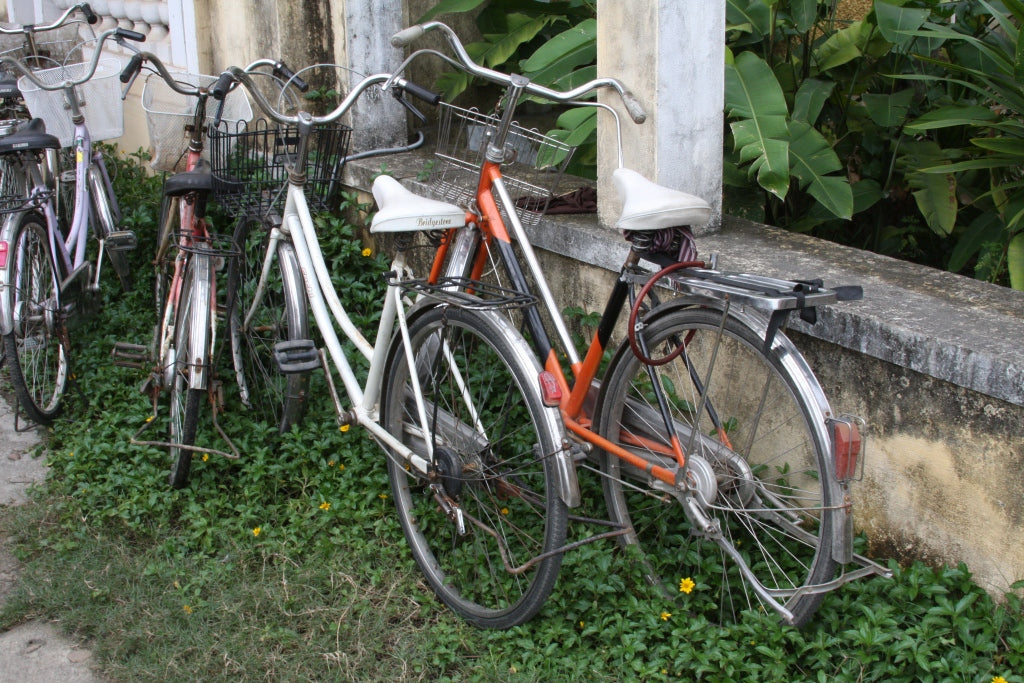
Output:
[
  {"xmin": 111, "ymin": 341, "xmax": 151, "ymax": 369},
  {"xmin": 273, "ymin": 339, "xmax": 321, "ymax": 374},
  {"xmin": 105, "ymin": 230, "xmax": 137, "ymax": 252}
]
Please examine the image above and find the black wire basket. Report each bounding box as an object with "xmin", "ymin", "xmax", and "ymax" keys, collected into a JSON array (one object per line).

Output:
[{"xmin": 209, "ymin": 118, "xmax": 352, "ymax": 218}]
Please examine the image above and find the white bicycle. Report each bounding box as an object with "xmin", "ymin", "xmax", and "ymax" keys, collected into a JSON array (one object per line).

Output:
[{"xmin": 212, "ymin": 65, "xmax": 580, "ymax": 628}]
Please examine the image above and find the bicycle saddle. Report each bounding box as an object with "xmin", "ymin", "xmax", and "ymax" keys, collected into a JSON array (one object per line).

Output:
[
  {"xmin": 163, "ymin": 158, "xmax": 214, "ymax": 197},
  {"xmin": 370, "ymin": 174, "xmax": 465, "ymax": 233},
  {"xmin": 0, "ymin": 117, "xmax": 60, "ymax": 153},
  {"xmin": 612, "ymin": 167, "xmax": 711, "ymax": 231}
]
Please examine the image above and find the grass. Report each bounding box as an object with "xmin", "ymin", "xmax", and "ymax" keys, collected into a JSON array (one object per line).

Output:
[{"xmin": 1, "ymin": 148, "xmax": 1023, "ymax": 682}]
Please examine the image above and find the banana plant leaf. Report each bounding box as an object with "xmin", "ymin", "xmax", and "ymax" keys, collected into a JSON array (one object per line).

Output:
[
  {"xmin": 725, "ymin": 51, "xmax": 790, "ymax": 199},
  {"xmin": 789, "ymin": 120, "xmax": 852, "ymax": 219}
]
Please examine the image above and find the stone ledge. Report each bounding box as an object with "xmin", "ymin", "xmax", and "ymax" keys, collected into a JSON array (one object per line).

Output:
[{"xmin": 344, "ymin": 151, "xmax": 1024, "ymax": 408}]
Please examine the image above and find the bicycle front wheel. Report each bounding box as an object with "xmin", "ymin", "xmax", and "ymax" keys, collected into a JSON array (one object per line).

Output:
[
  {"xmin": 380, "ymin": 304, "xmax": 568, "ymax": 629},
  {"xmin": 2, "ymin": 211, "xmax": 68, "ymax": 424},
  {"xmin": 595, "ymin": 306, "xmax": 837, "ymax": 626},
  {"xmin": 167, "ymin": 252, "xmax": 210, "ymax": 488},
  {"xmin": 226, "ymin": 215, "xmax": 309, "ymax": 433}
]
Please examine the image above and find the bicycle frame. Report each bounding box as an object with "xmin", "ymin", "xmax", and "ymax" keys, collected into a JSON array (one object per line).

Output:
[
  {"xmin": 253, "ymin": 177, "xmax": 471, "ymax": 479},
  {"xmin": 0, "ymin": 95, "xmax": 118, "ymax": 335}
]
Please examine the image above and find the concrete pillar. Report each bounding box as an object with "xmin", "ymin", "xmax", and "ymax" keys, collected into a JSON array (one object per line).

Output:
[
  {"xmin": 596, "ymin": 0, "xmax": 724, "ymax": 234},
  {"xmin": 339, "ymin": 0, "xmax": 407, "ymax": 152}
]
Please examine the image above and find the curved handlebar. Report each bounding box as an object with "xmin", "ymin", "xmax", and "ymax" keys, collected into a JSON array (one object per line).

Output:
[
  {"xmin": 0, "ymin": 27, "xmax": 143, "ymax": 91},
  {"xmin": 213, "ymin": 66, "xmax": 396, "ymax": 128},
  {"xmin": 391, "ymin": 21, "xmax": 647, "ymax": 124},
  {"xmin": 0, "ymin": 3, "xmax": 95, "ymax": 35}
]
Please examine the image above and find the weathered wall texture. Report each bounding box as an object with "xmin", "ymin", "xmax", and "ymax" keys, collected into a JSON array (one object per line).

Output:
[{"xmin": 799, "ymin": 335, "xmax": 1024, "ymax": 595}]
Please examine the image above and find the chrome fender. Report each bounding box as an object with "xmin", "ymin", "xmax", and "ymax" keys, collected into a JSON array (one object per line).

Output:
[{"xmin": 0, "ymin": 211, "xmax": 21, "ymax": 337}]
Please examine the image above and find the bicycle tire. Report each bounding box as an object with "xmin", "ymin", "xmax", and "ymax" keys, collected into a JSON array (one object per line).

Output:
[
  {"xmin": 2, "ymin": 211, "xmax": 68, "ymax": 424},
  {"xmin": 153, "ymin": 195, "xmax": 177, "ymax": 317},
  {"xmin": 594, "ymin": 305, "xmax": 837, "ymax": 626},
  {"xmin": 226, "ymin": 215, "xmax": 309, "ymax": 433},
  {"xmin": 88, "ymin": 165, "xmax": 132, "ymax": 292},
  {"xmin": 380, "ymin": 304, "xmax": 568, "ymax": 629},
  {"xmin": 167, "ymin": 252, "xmax": 210, "ymax": 488}
]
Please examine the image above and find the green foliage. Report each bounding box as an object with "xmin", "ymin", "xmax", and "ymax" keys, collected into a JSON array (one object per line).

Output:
[{"xmin": 725, "ymin": 0, "xmax": 1024, "ymax": 288}]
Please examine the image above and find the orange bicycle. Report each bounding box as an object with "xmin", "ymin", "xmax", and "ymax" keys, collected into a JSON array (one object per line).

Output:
[{"xmin": 381, "ymin": 21, "xmax": 890, "ymax": 626}]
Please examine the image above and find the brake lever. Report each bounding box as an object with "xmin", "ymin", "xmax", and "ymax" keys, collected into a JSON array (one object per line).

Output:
[{"xmin": 393, "ymin": 88, "xmax": 426, "ymax": 124}]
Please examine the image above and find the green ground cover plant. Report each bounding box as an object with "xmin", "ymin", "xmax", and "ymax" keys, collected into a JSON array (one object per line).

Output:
[{"xmin": 0, "ymin": 147, "xmax": 1022, "ymax": 681}]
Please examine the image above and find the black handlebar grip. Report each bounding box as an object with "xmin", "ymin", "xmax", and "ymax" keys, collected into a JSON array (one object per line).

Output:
[
  {"xmin": 401, "ymin": 80, "xmax": 441, "ymax": 106},
  {"xmin": 275, "ymin": 61, "xmax": 309, "ymax": 93},
  {"xmin": 212, "ymin": 71, "xmax": 236, "ymax": 100},
  {"xmin": 119, "ymin": 53, "xmax": 144, "ymax": 83},
  {"xmin": 115, "ymin": 28, "xmax": 147, "ymax": 42},
  {"xmin": 80, "ymin": 3, "xmax": 99, "ymax": 24}
]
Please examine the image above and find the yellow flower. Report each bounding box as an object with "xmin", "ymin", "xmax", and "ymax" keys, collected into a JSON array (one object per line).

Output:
[
  {"xmin": 379, "ymin": 493, "xmax": 388, "ymax": 500},
  {"xmin": 328, "ymin": 461, "xmax": 335, "ymax": 467},
  {"xmin": 339, "ymin": 424, "xmax": 350, "ymax": 433},
  {"xmin": 578, "ymin": 620, "xmax": 584, "ymax": 629},
  {"xmin": 992, "ymin": 677, "xmax": 1008, "ymax": 683},
  {"xmin": 145, "ymin": 415, "xmax": 154, "ymax": 423},
  {"xmin": 338, "ymin": 464, "xmax": 345, "ymax": 472},
  {"xmin": 202, "ymin": 453, "xmax": 209, "ymax": 462},
  {"xmin": 500, "ymin": 508, "xmax": 509, "ymax": 515},
  {"xmin": 252, "ymin": 526, "xmax": 261, "ymax": 537},
  {"xmin": 183, "ymin": 604, "xmax": 193, "ymax": 615},
  {"xmin": 319, "ymin": 501, "xmax": 331, "ymax": 511},
  {"xmin": 361, "ymin": 247, "xmax": 372, "ymax": 257},
  {"xmin": 679, "ymin": 577, "xmax": 696, "ymax": 594},
  {"xmin": 660, "ymin": 611, "xmax": 671, "ymax": 621}
]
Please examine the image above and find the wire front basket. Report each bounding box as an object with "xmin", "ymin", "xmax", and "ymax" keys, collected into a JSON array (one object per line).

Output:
[
  {"xmin": 142, "ymin": 72, "xmax": 253, "ymax": 173},
  {"xmin": 431, "ymin": 103, "xmax": 577, "ymax": 226},
  {"xmin": 209, "ymin": 119, "xmax": 352, "ymax": 218},
  {"xmin": 17, "ymin": 58, "xmax": 124, "ymax": 146}
]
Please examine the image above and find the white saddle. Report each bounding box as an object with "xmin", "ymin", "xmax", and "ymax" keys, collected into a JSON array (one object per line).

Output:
[
  {"xmin": 612, "ymin": 168, "xmax": 711, "ymax": 231},
  {"xmin": 370, "ymin": 175, "xmax": 466, "ymax": 233}
]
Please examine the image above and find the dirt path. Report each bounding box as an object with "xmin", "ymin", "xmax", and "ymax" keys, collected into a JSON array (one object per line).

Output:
[{"xmin": 0, "ymin": 392, "xmax": 101, "ymax": 683}]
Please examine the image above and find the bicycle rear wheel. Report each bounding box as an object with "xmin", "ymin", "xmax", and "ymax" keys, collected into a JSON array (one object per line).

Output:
[
  {"xmin": 167, "ymin": 252, "xmax": 209, "ymax": 488},
  {"xmin": 226, "ymin": 215, "xmax": 310, "ymax": 433},
  {"xmin": 595, "ymin": 306, "xmax": 837, "ymax": 626},
  {"xmin": 380, "ymin": 304, "xmax": 568, "ymax": 629},
  {"xmin": 2, "ymin": 211, "xmax": 68, "ymax": 424}
]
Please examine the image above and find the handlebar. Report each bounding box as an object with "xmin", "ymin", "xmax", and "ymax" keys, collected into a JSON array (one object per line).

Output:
[
  {"xmin": 213, "ymin": 65, "xmax": 436, "ymax": 130},
  {"xmin": 0, "ymin": 27, "xmax": 144, "ymax": 90},
  {"xmin": 0, "ymin": 2, "xmax": 96, "ymax": 36},
  {"xmin": 390, "ymin": 21, "xmax": 646, "ymax": 124}
]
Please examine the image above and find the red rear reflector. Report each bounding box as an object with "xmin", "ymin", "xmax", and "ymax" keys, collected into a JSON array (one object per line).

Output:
[
  {"xmin": 834, "ymin": 421, "xmax": 861, "ymax": 480},
  {"xmin": 0, "ymin": 241, "xmax": 7, "ymax": 269},
  {"xmin": 538, "ymin": 371, "xmax": 562, "ymax": 407}
]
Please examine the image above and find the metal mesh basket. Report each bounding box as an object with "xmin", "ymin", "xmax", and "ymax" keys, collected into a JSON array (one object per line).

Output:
[
  {"xmin": 431, "ymin": 103, "xmax": 577, "ymax": 226},
  {"xmin": 142, "ymin": 72, "xmax": 254, "ymax": 173},
  {"xmin": 209, "ymin": 118, "xmax": 352, "ymax": 217},
  {"xmin": 17, "ymin": 58, "xmax": 124, "ymax": 146}
]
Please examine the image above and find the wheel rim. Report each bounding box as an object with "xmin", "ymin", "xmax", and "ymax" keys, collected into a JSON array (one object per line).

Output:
[{"xmin": 599, "ymin": 310, "xmax": 834, "ymax": 625}]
